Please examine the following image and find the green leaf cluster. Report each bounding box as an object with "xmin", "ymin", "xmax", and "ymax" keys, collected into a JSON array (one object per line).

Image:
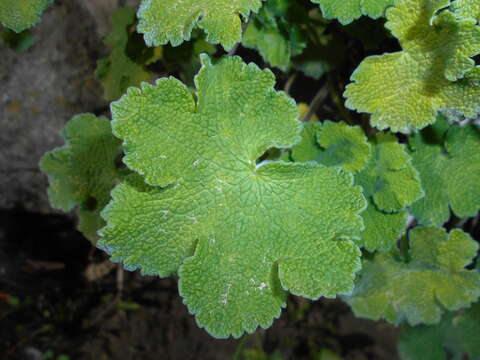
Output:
[{"xmin": 288, "ymin": 121, "xmax": 422, "ymax": 252}]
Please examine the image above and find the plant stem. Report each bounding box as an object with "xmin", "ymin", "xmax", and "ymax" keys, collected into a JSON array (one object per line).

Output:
[
  {"xmin": 284, "ymin": 71, "xmax": 298, "ymax": 95},
  {"xmin": 232, "ymin": 335, "xmax": 248, "ymax": 360},
  {"xmin": 303, "ymin": 85, "xmax": 328, "ymax": 122},
  {"xmin": 327, "ymin": 75, "xmax": 354, "ymax": 124}
]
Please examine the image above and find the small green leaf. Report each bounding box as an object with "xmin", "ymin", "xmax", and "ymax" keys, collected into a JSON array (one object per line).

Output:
[
  {"xmin": 354, "ymin": 133, "xmax": 422, "ymax": 251},
  {"xmin": 0, "ymin": 0, "xmax": 50, "ymax": 33},
  {"xmin": 358, "ymin": 201, "xmax": 408, "ymax": 252},
  {"xmin": 99, "ymin": 55, "xmax": 367, "ymax": 338},
  {"xmin": 316, "ymin": 121, "xmax": 371, "ymax": 173},
  {"xmin": 290, "ymin": 122, "xmax": 413, "ymax": 252},
  {"xmin": 290, "ymin": 121, "xmax": 323, "ymax": 163},
  {"xmin": 409, "ymin": 120, "xmax": 480, "ymax": 226},
  {"xmin": 346, "ymin": 226, "xmax": 480, "ymax": 325},
  {"xmin": 344, "ymin": 0, "xmax": 480, "ymax": 133},
  {"xmin": 310, "ymin": 0, "xmax": 394, "ymax": 24},
  {"xmin": 40, "ymin": 114, "xmax": 124, "ymax": 242},
  {"xmin": 137, "ymin": 0, "xmax": 264, "ymax": 50},
  {"xmin": 356, "ymin": 133, "xmax": 423, "ymax": 213},
  {"xmin": 242, "ymin": 0, "xmax": 308, "ymax": 71},
  {"xmin": 291, "ymin": 121, "xmax": 370, "ymax": 173},
  {"xmin": 1, "ymin": 29, "xmax": 34, "ymax": 52},
  {"xmin": 96, "ymin": 7, "xmax": 153, "ymax": 101},
  {"xmin": 398, "ymin": 301, "xmax": 480, "ymax": 360}
]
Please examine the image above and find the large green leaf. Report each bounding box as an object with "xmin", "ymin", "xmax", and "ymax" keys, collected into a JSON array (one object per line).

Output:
[
  {"xmin": 98, "ymin": 56, "xmax": 367, "ymax": 338},
  {"xmin": 344, "ymin": 0, "xmax": 480, "ymax": 133}
]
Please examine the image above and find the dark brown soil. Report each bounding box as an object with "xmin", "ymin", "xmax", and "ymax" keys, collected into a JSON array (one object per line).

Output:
[{"xmin": 0, "ymin": 209, "xmax": 400, "ymax": 360}]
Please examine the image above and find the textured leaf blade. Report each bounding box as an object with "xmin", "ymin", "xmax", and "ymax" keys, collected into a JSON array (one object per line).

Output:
[
  {"xmin": 358, "ymin": 200, "xmax": 408, "ymax": 252},
  {"xmin": 291, "ymin": 121, "xmax": 371, "ymax": 174},
  {"xmin": 356, "ymin": 133, "xmax": 423, "ymax": 213},
  {"xmin": 344, "ymin": 0, "xmax": 480, "ymax": 132},
  {"xmin": 386, "ymin": 0, "xmax": 480, "ymax": 81},
  {"xmin": 316, "ymin": 121, "xmax": 371, "ymax": 174},
  {"xmin": 99, "ymin": 56, "xmax": 367, "ymax": 338}
]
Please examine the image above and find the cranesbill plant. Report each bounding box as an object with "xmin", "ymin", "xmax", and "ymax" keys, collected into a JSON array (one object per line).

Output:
[{"xmin": 30, "ymin": 0, "xmax": 480, "ymax": 356}]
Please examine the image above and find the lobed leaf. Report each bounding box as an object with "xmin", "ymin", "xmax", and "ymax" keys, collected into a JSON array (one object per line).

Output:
[
  {"xmin": 39, "ymin": 114, "xmax": 124, "ymax": 242},
  {"xmin": 98, "ymin": 56, "xmax": 367, "ymax": 338},
  {"xmin": 409, "ymin": 118, "xmax": 480, "ymax": 226},
  {"xmin": 316, "ymin": 121, "xmax": 371, "ymax": 174},
  {"xmin": 346, "ymin": 226, "xmax": 480, "ymax": 325},
  {"xmin": 137, "ymin": 0, "xmax": 264, "ymax": 50},
  {"xmin": 356, "ymin": 133, "xmax": 423, "ymax": 213},
  {"xmin": 0, "ymin": 0, "xmax": 50, "ymax": 33},
  {"xmin": 344, "ymin": 0, "xmax": 480, "ymax": 133},
  {"xmin": 291, "ymin": 123, "xmax": 419, "ymax": 252},
  {"xmin": 357, "ymin": 202, "xmax": 408, "ymax": 252},
  {"xmin": 353, "ymin": 133, "xmax": 422, "ymax": 250},
  {"xmin": 291, "ymin": 121, "xmax": 371, "ymax": 174}
]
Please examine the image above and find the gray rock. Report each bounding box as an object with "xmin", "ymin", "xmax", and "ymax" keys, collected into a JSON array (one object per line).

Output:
[{"xmin": 0, "ymin": 0, "xmax": 115, "ymax": 213}]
